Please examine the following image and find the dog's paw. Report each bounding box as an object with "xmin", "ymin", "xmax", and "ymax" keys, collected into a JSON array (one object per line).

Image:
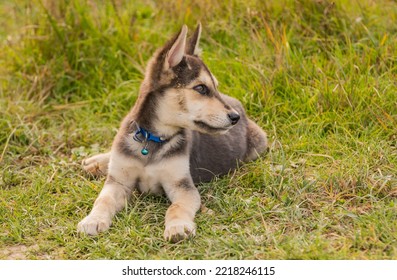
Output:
[
  {"xmin": 77, "ymin": 214, "xmax": 111, "ymax": 236},
  {"xmin": 82, "ymin": 154, "xmax": 109, "ymax": 176},
  {"xmin": 164, "ymin": 219, "xmax": 196, "ymax": 243}
]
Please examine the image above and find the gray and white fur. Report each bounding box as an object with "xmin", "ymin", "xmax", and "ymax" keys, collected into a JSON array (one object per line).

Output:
[{"xmin": 77, "ymin": 24, "xmax": 268, "ymax": 242}]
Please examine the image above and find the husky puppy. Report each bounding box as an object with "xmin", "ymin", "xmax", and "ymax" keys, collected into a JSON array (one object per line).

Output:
[{"xmin": 77, "ymin": 24, "xmax": 267, "ymax": 242}]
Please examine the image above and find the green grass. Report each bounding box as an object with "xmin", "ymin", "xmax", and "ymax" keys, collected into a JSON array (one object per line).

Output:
[{"xmin": 1, "ymin": 0, "xmax": 396, "ymax": 259}]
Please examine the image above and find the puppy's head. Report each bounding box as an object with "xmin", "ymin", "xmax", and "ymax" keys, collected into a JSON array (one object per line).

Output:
[{"xmin": 140, "ymin": 24, "xmax": 240, "ymax": 134}]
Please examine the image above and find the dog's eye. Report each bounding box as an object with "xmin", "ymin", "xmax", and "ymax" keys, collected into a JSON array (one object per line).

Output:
[{"xmin": 193, "ymin": 84, "xmax": 209, "ymax": 95}]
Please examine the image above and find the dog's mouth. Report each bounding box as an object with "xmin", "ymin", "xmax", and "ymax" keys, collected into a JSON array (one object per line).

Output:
[{"xmin": 193, "ymin": 120, "xmax": 232, "ymax": 134}]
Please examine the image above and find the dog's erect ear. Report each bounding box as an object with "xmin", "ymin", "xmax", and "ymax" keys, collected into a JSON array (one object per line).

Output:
[
  {"xmin": 186, "ymin": 23, "xmax": 202, "ymax": 56},
  {"xmin": 165, "ymin": 25, "xmax": 188, "ymax": 69}
]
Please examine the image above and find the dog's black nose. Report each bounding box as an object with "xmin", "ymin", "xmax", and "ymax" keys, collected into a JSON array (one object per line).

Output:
[{"xmin": 228, "ymin": 112, "xmax": 240, "ymax": 125}]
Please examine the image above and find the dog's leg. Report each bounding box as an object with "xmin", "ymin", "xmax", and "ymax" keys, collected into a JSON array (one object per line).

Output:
[
  {"xmin": 163, "ymin": 177, "xmax": 201, "ymax": 242},
  {"xmin": 82, "ymin": 152, "xmax": 110, "ymax": 176},
  {"xmin": 244, "ymin": 119, "xmax": 268, "ymax": 162},
  {"xmin": 78, "ymin": 154, "xmax": 135, "ymax": 235}
]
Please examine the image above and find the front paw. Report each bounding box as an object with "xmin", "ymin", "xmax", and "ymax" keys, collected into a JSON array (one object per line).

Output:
[
  {"xmin": 82, "ymin": 155, "xmax": 108, "ymax": 176},
  {"xmin": 77, "ymin": 214, "xmax": 111, "ymax": 236},
  {"xmin": 164, "ymin": 219, "xmax": 196, "ymax": 243}
]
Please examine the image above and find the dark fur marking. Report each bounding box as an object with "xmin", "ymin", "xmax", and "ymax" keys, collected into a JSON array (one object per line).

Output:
[
  {"xmin": 175, "ymin": 177, "xmax": 194, "ymax": 190},
  {"xmin": 170, "ymin": 56, "xmax": 202, "ymax": 87},
  {"xmin": 117, "ymin": 136, "xmax": 134, "ymax": 157},
  {"xmin": 145, "ymin": 55, "xmax": 206, "ymax": 98},
  {"xmin": 155, "ymin": 183, "xmax": 163, "ymax": 192},
  {"xmin": 135, "ymin": 177, "xmax": 141, "ymax": 192},
  {"xmin": 161, "ymin": 131, "xmax": 187, "ymax": 159},
  {"xmin": 135, "ymin": 91, "xmax": 160, "ymax": 131}
]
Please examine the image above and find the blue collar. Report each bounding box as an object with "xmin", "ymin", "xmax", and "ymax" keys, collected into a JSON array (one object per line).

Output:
[
  {"xmin": 134, "ymin": 127, "xmax": 166, "ymax": 144},
  {"xmin": 132, "ymin": 123, "xmax": 168, "ymax": 155}
]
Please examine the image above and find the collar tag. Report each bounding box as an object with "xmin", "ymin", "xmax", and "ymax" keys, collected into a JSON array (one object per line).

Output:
[{"xmin": 133, "ymin": 126, "xmax": 166, "ymax": 156}]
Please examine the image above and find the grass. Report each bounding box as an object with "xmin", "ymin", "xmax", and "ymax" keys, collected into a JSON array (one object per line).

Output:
[{"xmin": 0, "ymin": 0, "xmax": 396, "ymax": 259}]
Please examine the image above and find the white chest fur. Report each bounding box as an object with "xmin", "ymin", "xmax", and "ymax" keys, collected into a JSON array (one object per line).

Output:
[{"xmin": 108, "ymin": 151, "xmax": 191, "ymax": 195}]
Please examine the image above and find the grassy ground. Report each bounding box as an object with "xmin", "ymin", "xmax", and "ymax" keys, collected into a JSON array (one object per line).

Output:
[{"xmin": 1, "ymin": 0, "xmax": 396, "ymax": 259}]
